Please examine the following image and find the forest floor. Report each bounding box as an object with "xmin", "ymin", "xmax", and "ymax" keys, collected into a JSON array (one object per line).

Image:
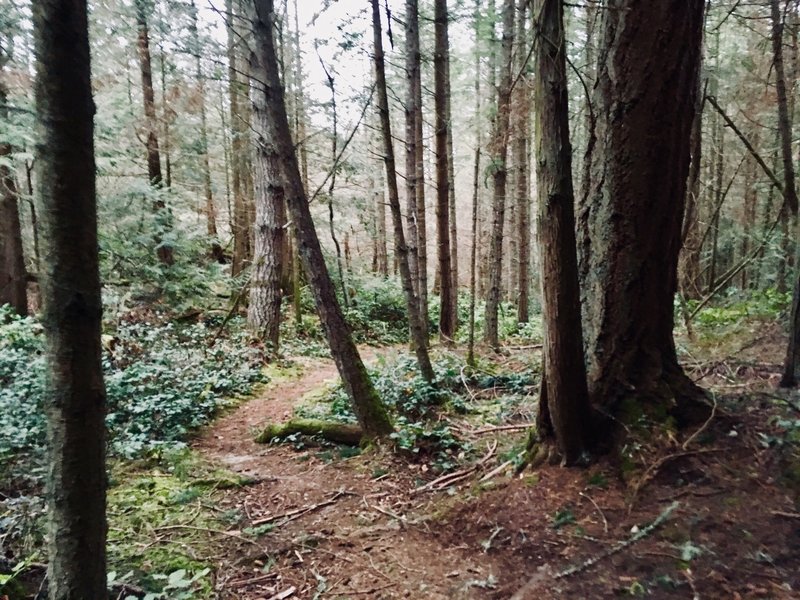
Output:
[{"xmin": 177, "ymin": 323, "xmax": 800, "ymax": 600}]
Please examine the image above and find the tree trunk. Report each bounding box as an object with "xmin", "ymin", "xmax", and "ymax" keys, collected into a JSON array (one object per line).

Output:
[
  {"xmin": 483, "ymin": 0, "xmax": 514, "ymax": 349},
  {"xmin": 33, "ymin": 0, "xmax": 108, "ymax": 594},
  {"xmin": 247, "ymin": 28, "xmax": 287, "ymax": 354},
  {"xmin": 135, "ymin": 0, "xmax": 174, "ymax": 266},
  {"xmin": 435, "ymin": 0, "xmax": 455, "ymax": 341},
  {"xmin": 372, "ymin": 0, "xmax": 435, "ymax": 383},
  {"xmin": 771, "ymin": 0, "xmax": 799, "ymax": 216},
  {"xmin": 467, "ymin": 0, "xmax": 482, "ymax": 367},
  {"xmin": 679, "ymin": 72, "xmax": 704, "ymax": 300},
  {"xmin": 534, "ymin": 0, "xmax": 592, "ymax": 464},
  {"xmin": 0, "ymin": 48, "xmax": 27, "ymax": 316},
  {"xmin": 582, "ymin": 0, "xmax": 707, "ymax": 423},
  {"xmin": 446, "ymin": 49, "xmax": 459, "ymax": 332},
  {"xmin": 250, "ymin": 0, "xmax": 393, "ymax": 436},
  {"xmin": 405, "ymin": 0, "xmax": 421, "ymax": 305},
  {"xmin": 135, "ymin": 0, "xmax": 162, "ymax": 187},
  {"xmin": 189, "ymin": 0, "xmax": 224, "ymax": 263},
  {"xmin": 781, "ymin": 236, "xmax": 800, "ymax": 387},
  {"xmin": 514, "ymin": 1, "xmax": 531, "ymax": 323},
  {"xmin": 229, "ymin": 0, "xmax": 251, "ymax": 276},
  {"xmin": 159, "ymin": 46, "xmax": 172, "ymax": 188}
]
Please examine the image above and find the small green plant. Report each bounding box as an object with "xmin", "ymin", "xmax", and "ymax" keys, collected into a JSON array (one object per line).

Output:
[{"xmin": 552, "ymin": 506, "xmax": 576, "ymax": 529}]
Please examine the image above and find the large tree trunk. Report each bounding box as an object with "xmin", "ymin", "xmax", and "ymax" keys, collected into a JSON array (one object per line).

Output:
[
  {"xmin": 534, "ymin": 0, "xmax": 592, "ymax": 465},
  {"xmin": 581, "ymin": 0, "xmax": 707, "ymax": 422},
  {"xmin": 0, "ymin": 47, "xmax": 27, "ymax": 316},
  {"xmin": 435, "ymin": 0, "xmax": 455, "ymax": 341},
  {"xmin": 247, "ymin": 29, "xmax": 287, "ymax": 354},
  {"xmin": 33, "ymin": 0, "xmax": 108, "ymax": 595},
  {"xmin": 249, "ymin": 0, "xmax": 393, "ymax": 436},
  {"xmin": 372, "ymin": 0, "xmax": 435, "ymax": 383},
  {"xmin": 483, "ymin": 0, "xmax": 514, "ymax": 349}
]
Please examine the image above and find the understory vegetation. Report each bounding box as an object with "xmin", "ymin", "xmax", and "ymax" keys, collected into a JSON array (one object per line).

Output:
[{"xmin": 1, "ymin": 277, "xmax": 798, "ymax": 597}]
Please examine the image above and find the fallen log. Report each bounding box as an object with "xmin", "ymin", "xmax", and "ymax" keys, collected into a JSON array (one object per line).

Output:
[{"xmin": 255, "ymin": 418, "xmax": 364, "ymax": 445}]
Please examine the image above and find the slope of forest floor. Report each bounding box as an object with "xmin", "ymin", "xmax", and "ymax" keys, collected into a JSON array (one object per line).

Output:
[{"xmin": 171, "ymin": 321, "xmax": 800, "ymax": 599}]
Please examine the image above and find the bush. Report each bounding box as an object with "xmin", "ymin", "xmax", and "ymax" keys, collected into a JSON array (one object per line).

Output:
[{"xmin": 0, "ymin": 308, "xmax": 268, "ymax": 470}]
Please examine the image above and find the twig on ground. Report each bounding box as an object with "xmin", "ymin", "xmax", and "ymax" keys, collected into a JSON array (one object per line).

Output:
[
  {"xmin": 628, "ymin": 449, "xmax": 719, "ymax": 514},
  {"xmin": 682, "ymin": 393, "xmax": 718, "ymax": 450},
  {"xmin": 579, "ymin": 492, "xmax": 608, "ymax": 534},
  {"xmin": 554, "ymin": 502, "xmax": 680, "ymax": 580},
  {"xmin": 266, "ymin": 586, "xmax": 297, "ymax": 600},
  {"xmin": 251, "ymin": 490, "xmax": 348, "ymax": 526},
  {"xmin": 412, "ymin": 442, "xmax": 496, "ymax": 494},
  {"xmin": 479, "ymin": 459, "xmax": 514, "ymax": 483},
  {"xmin": 472, "ymin": 423, "xmax": 535, "ymax": 435},
  {"xmin": 153, "ymin": 524, "xmax": 264, "ymax": 549},
  {"xmin": 771, "ymin": 510, "xmax": 800, "ymax": 519},
  {"xmin": 228, "ymin": 573, "xmax": 278, "ymax": 588}
]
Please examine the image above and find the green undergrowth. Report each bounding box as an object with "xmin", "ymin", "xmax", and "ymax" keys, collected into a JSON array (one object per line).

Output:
[
  {"xmin": 0, "ymin": 308, "xmax": 268, "ymax": 474},
  {"xmin": 105, "ymin": 449, "xmax": 250, "ymax": 599},
  {"xmin": 288, "ymin": 350, "xmax": 541, "ymax": 474}
]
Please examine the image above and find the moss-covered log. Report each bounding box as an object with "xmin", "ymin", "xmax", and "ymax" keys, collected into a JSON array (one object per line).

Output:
[{"xmin": 255, "ymin": 418, "xmax": 364, "ymax": 446}]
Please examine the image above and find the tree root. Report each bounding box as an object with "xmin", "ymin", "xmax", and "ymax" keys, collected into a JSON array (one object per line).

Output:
[{"xmin": 255, "ymin": 418, "xmax": 364, "ymax": 445}]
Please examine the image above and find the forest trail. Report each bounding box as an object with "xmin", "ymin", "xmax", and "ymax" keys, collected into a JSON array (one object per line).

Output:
[{"xmin": 192, "ymin": 347, "xmax": 493, "ymax": 599}]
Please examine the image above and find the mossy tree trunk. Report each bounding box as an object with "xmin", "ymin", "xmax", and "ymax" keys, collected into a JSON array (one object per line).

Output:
[
  {"xmin": 33, "ymin": 0, "xmax": 108, "ymax": 595},
  {"xmin": 534, "ymin": 0, "xmax": 592, "ymax": 464},
  {"xmin": 580, "ymin": 0, "xmax": 707, "ymax": 423},
  {"xmin": 249, "ymin": 0, "xmax": 393, "ymax": 437}
]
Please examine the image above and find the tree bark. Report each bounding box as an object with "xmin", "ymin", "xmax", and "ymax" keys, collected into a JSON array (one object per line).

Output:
[
  {"xmin": 467, "ymin": 0, "xmax": 482, "ymax": 367},
  {"xmin": 372, "ymin": 0, "xmax": 435, "ymax": 383},
  {"xmin": 249, "ymin": 0, "xmax": 393, "ymax": 436},
  {"xmin": 514, "ymin": 1, "xmax": 531, "ymax": 323},
  {"xmin": 247, "ymin": 26, "xmax": 287, "ymax": 354},
  {"xmin": 33, "ymin": 0, "xmax": 107, "ymax": 595},
  {"xmin": 771, "ymin": 0, "xmax": 799, "ymax": 216},
  {"xmin": 0, "ymin": 46, "xmax": 27, "ymax": 316},
  {"xmin": 405, "ymin": 0, "xmax": 421, "ymax": 306},
  {"xmin": 582, "ymin": 0, "xmax": 707, "ymax": 423},
  {"xmin": 534, "ymin": 0, "xmax": 592, "ymax": 464},
  {"xmin": 435, "ymin": 0, "xmax": 455, "ymax": 341},
  {"xmin": 483, "ymin": 0, "xmax": 514, "ymax": 349},
  {"xmin": 781, "ymin": 239, "xmax": 800, "ymax": 387},
  {"xmin": 229, "ymin": 0, "xmax": 252, "ymax": 276}
]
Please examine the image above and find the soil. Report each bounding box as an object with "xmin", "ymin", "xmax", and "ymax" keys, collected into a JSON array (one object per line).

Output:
[{"xmin": 193, "ymin": 338, "xmax": 800, "ymax": 599}]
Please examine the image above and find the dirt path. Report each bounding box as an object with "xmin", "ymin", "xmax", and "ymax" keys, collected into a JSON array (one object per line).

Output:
[{"xmin": 193, "ymin": 348, "xmax": 492, "ymax": 599}]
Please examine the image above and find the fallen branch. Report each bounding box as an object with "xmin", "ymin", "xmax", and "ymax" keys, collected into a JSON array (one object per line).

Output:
[
  {"xmin": 472, "ymin": 423, "xmax": 535, "ymax": 436},
  {"xmin": 251, "ymin": 491, "xmax": 348, "ymax": 526},
  {"xmin": 772, "ymin": 510, "xmax": 800, "ymax": 519},
  {"xmin": 412, "ymin": 441, "xmax": 497, "ymax": 494},
  {"xmin": 267, "ymin": 586, "xmax": 297, "ymax": 600},
  {"xmin": 628, "ymin": 449, "xmax": 719, "ymax": 514},
  {"xmin": 479, "ymin": 459, "xmax": 514, "ymax": 483},
  {"xmin": 555, "ymin": 501, "xmax": 679, "ymax": 580}
]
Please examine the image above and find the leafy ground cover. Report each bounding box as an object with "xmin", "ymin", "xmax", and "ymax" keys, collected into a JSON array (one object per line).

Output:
[{"xmin": 2, "ymin": 292, "xmax": 799, "ymax": 598}]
